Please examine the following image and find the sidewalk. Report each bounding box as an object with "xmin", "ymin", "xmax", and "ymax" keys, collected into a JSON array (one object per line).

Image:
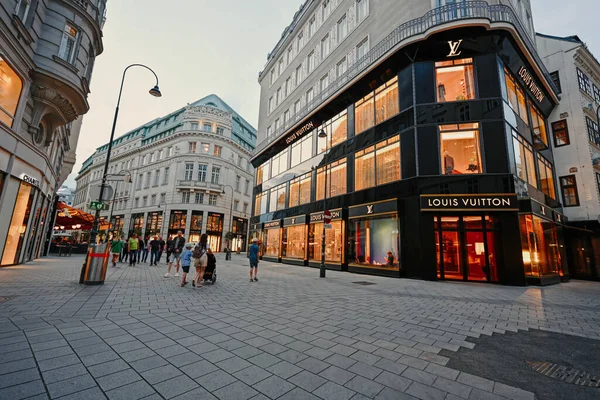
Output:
[{"xmin": 0, "ymin": 255, "xmax": 598, "ymax": 399}]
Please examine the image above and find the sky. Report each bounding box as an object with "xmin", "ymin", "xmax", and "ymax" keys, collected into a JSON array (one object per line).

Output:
[{"xmin": 64, "ymin": 0, "xmax": 600, "ymax": 188}]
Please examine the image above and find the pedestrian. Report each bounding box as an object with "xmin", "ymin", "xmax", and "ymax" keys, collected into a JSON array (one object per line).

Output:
[
  {"xmin": 110, "ymin": 233, "xmax": 123, "ymax": 267},
  {"xmin": 165, "ymin": 230, "xmax": 185, "ymax": 277},
  {"xmin": 249, "ymin": 238, "xmax": 259, "ymax": 282},
  {"xmin": 139, "ymin": 236, "xmax": 146, "ymax": 262},
  {"xmin": 120, "ymin": 236, "xmax": 128, "ymax": 263},
  {"xmin": 192, "ymin": 234, "xmax": 208, "ymax": 288},
  {"xmin": 128, "ymin": 233, "xmax": 139, "ymax": 266},
  {"xmin": 150, "ymin": 236, "xmax": 160, "ymax": 266},
  {"xmin": 180, "ymin": 243, "xmax": 193, "ymax": 287},
  {"xmin": 165, "ymin": 236, "xmax": 173, "ymax": 267},
  {"xmin": 157, "ymin": 236, "xmax": 165, "ymax": 264}
]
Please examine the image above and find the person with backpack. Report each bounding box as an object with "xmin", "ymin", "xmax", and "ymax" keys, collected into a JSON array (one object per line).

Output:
[
  {"xmin": 192, "ymin": 234, "xmax": 208, "ymax": 288},
  {"xmin": 179, "ymin": 243, "xmax": 193, "ymax": 287}
]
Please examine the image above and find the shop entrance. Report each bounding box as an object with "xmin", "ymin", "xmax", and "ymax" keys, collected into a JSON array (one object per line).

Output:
[{"xmin": 435, "ymin": 216, "xmax": 498, "ymax": 282}]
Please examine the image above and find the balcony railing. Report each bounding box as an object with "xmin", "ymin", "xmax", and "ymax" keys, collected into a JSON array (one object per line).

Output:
[
  {"xmin": 254, "ymin": 1, "xmax": 558, "ymax": 157},
  {"xmin": 69, "ymin": 0, "xmax": 106, "ymax": 28}
]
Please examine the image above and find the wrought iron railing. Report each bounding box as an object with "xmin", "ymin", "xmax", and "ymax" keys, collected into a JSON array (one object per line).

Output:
[{"xmin": 253, "ymin": 1, "xmax": 557, "ymax": 157}]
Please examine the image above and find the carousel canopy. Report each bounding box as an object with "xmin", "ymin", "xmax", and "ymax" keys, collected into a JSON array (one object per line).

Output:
[{"xmin": 54, "ymin": 202, "xmax": 109, "ymax": 231}]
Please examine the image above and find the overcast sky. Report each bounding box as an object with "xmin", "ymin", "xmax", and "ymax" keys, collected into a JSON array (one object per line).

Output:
[{"xmin": 64, "ymin": 0, "xmax": 599, "ymax": 188}]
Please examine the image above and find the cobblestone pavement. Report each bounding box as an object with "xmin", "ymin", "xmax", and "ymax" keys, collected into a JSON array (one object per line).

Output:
[{"xmin": 0, "ymin": 255, "xmax": 599, "ymax": 400}]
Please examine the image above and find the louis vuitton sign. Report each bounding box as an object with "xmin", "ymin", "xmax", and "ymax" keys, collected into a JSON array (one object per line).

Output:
[
  {"xmin": 285, "ymin": 121, "xmax": 315, "ymax": 145},
  {"xmin": 518, "ymin": 66, "xmax": 545, "ymax": 103},
  {"xmin": 310, "ymin": 209, "xmax": 342, "ymax": 222},
  {"xmin": 420, "ymin": 194, "xmax": 518, "ymax": 212}
]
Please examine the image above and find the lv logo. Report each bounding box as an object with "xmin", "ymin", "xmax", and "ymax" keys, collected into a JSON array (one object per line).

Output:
[
  {"xmin": 447, "ymin": 39, "xmax": 463, "ymax": 57},
  {"xmin": 366, "ymin": 205, "xmax": 374, "ymax": 215}
]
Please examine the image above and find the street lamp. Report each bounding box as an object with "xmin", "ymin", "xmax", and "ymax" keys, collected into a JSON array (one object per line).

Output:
[
  {"xmin": 106, "ymin": 170, "xmax": 131, "ymax": 241},
  {"xmin": 318, "ymin": 127, "xmax": 328, "ymax": 278},
  {"xmin": 222, "ymin": 184, "xmax": 235, "ymax": 252},
  {"xmin": 88, "ymin": 64, "xmax": 161, "ymax": 248}
]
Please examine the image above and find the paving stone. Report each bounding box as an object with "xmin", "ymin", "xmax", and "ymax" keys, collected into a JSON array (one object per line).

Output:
[
  {"xmin": 375, "ymin": 371, "xmax": 413, "ymax": 392},
  {"xmin": 350, "ymin": 350, "xmax": 381, "ymax": 366},
  {"xmin": 41, "ymin": 363, "xmax": 88, "ymax": 384},
  {"xmin": 468, "ymin": 388, "xmax": 506, "ymax": 400},
  {"xmin": 303, "ymin": 346, "xmax": 334, "ymax": 361},
  {"xmin": 296, "ymin": 356, "xmax": 330, "ymax": 374},
  {"xmin": 214, "ymin": 381, "xmax": 258, "ymax": 400},
  {"xmin": 154, "ymin": 375, "xmax": 199, "ymax": 399},
  {"xmin": 277, "ymin": 349, "xmax": 308, "ymax": 364},
  {"xmin": 180, "ymin": 360, "xmax": 220, "ymax": 379},
  {"xmin": 0, "ymin": 367, "xmax": 40, "ymax": 389},
  {"xmin": 289, "ymin": 370, "xmax": 328, "ymax": 392},
  {"xmin": 492, "ymin": 382, "xmax": 535, "ymax": 400},
  {"xmin": 140, "ymin": 364, "xmax": 182, "ymax": 384},
  {"xmin": 195, "ymin": 369, "xmax": 237, "ymax": 392},
  {"xmin": 0, "ymin": 357, "xmax": 36, "ymax": 375},
  {"xmin": 81, "ymin": 350, "xmax": 120, "ymax": 366},
  {"xmin": 154, "ymin": 344, "xmax": 189, "ymax": 359},
  {"xmin": 374, "ymin": 358, "xmax": 409, "ymax": 375},
  {"xmin": 171, "ymin": 387, "xmax": 217, "ymax": 400},
  {"xmin": 112, "ymin": 340, "xmax": 146, "ymax": 353},
  {"xmin": 248, "ymin": 352, "xmax": 281, "ymax": 368},
  {"xmin": 105, "ymin": 380, "xmax": 156, "ymax": 400},
  {"xmin": 88, "ymin": 359, "xmax": 131, "ymax": 378},
  {"xmin": 457, "ymin": 372, "xmax": 494, "ymax": 392},
  {"xmin": 320, "ymin": 365, "xmax": 356, "ymax": 385},
  {"xmin": 233, "ymin": 365, "xmax": 272, "ymax": 385},
  {"xmin": 37, "ymin": 354, "xmax": 80, "ymax": 372},
  {"xmin": 348, "ymin": 361, "xmax": 383, "ymax": 380},
  {"xmin": 278, "ymin": 387, "xmax": 320, "ymax": 400},
  {"xmin": 433, "ymin": 376, "xmax": 472, "ymax": 399},
  {"xmin": 324, "ymin": 353, "xmax": 357, "ymax": 369},
  {"xmin": 34, "ymin": 346, "xmax": 74, "ymax": 361},
  {"xmin": 0, "ymin": 379, "xmax": 46, "ymax": 400},
  {"xmin": 0, "ymin": 349, "xmax": 33, "ymax": 364},
  {"xmin": 58, "ymin": 386, "xmax": 107, "ymax": 400},
  {"xmin": 253, "ymin": 375, "xmax": 295, "ymax": 399},
  {"xmin": 130, "ymin": 355, "xmax": 169, "ymax": 373},
  {"xmin": 167, "ymin": 351, "xmax": 203, "ymax": 367},
  {"xmin": 375, "ymin": 387, "xmax": 419, "ymax": 400},
  {"xmin": 266, "ymin": 360, "xmax": 303, "ymax": 379},
  {"xmin": 202, "ymin": 348, "xmax": 235, "ymax": 363},
  {"xmin": 402, "ymin": 366, "xmax": 438, "ymax": 385},
  {"xmin": 345, "ymin": 375, "xmax": 385, "ymax": 398},
  {"xmin": 232, "ymin": 345, "xmax": 264, "ymax": 359},
  {"xmin": 405, "ymin": 381, "xmax": 447, "ymax": 400},
  {"xmin": 46, "ymin": 373, "xmax": 97, "ymax": 398},
  {"xmin": 425, "ymin": 363, "xmax": 460, "ymax": 380},
  {"xmin": 120, "ymin": 348, "xmax": 156, "ymax": 363},
  {"xmin": 313, "ymin": 381, "xmax": 356, "ymax": 400}
]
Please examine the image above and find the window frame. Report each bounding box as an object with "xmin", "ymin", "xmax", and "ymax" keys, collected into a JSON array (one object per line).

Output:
[
  {"xmin": 577, "ymin": 67, "xmax": 592, "ymax": 95},
  {"xmin": 435, "ymin": 58, "xmax": 476, "ymax": 103},
  {"xmin": 559, "ymin": 175, "xmax": 580, "ymax": 207},
  {"xmin": 58, "ymin": 23, "xmax": 79, "ymax": 64},
  {"xmin": 551, "ymin": 119, "xmax": 570, "ymax": 147}
]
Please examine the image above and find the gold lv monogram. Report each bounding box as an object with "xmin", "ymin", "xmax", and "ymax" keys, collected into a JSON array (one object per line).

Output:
[
  {"xmin": 367, "ymin": 205, "xmax": 374, "ymax": 214},
  {"xmin": 447, "ymin": 39, "xmax": 463, "ymax": 57}
]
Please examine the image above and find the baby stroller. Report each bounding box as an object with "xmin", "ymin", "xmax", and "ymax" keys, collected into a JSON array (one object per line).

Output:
[{"xmin": 202, "ymin": 251, "xmax": 217, "ymax": 284}]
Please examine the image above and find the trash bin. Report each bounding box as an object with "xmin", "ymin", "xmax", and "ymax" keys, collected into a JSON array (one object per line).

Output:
[{"xmin": 83, "ymin": 243, "xmax": 110, "ymax": 285}]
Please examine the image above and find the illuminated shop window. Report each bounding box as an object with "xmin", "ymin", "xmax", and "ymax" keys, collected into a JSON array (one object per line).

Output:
[
  {"xmin": 316, "ymin": 158, "xmax": 347, "ymax": 200},
  {"xmin": 505, "ymin": 68, "xmax": 529, "ymax": 125},
  {"xmin": 440, "ymin": 123, "xmax": 482, "ymax": 175},
  {"xmin": 520, "ymin": 214, "xmax": 562, "ymax": 277},
  {"xmin": 289, "ymin": 172, "xmax": 311, "ymax": 208},
  {"xmin": 265, "ymin": 228, "xmax": 280, "ymax": 257},
  {"xmin": 309, "ymin": 220, "xmax": 344, "ymax": 263},
  {"xmin": 349, "ymin": 214, "xmax": 400, "ymax": 271},
  {"xmin": 318, "ymin": 111, "xmax": 347, "ymax": 153},
  {"xmin": 512, "ymin": 132, "xmax": 537, "ymax": 188},
  {"xmin": 435, "ymin": 58, "xmax": 475, "ymax": 102},
  {"xmin": 529, "ymin": 103, "xmax": 548, "ymax": 149},
  {"xmin": 282, "ymin": 225, "xmax": 306, "ymax": 259},
  {"xmin": 269, "ymin": 183, "xmax": 286, "ymax": 212},
  {"xmin": 537, "ymin": 154, "xmax": 555, "ymax": 199},
  {"xmin": 0, "ymin": 57, "xmax": 23, "ymax": 127}
]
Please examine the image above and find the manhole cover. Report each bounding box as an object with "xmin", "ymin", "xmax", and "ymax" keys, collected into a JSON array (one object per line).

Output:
[
  {"xmin": 353, "ymin": 281, "xmax": 376, "ymax": 286},
  {"xmin": 527, "ymin": 361, "xmax": 600, "ymax": 387},
  {"xmin": 0, "ymin": 296, "xmax": 13, "ymax": 303}
]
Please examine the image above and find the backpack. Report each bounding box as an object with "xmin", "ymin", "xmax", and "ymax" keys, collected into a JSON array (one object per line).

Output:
[{"xmin": 192, "ymin": 245, "xmax": 204, "ymax": 259}]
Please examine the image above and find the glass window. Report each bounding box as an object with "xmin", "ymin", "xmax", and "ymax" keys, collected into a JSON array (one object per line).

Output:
[
  {"xmin": 256, "ymin": 160, "xmax": 270, "ymax": 184},
  {"xmin": 235, "ymin": 175, "xmax": 241, "ymax": 191},
  {"xmin": 550, "ymin": 71, "xmax": 561, "ymax": 94},
  {"xmin": 520, "ymin": 215, "xmax": 561, "ymax": 277},
  {"xmin": 197, "ymin": 164, "xmax": 207, "ymax": 182},
  {"xmin": 504, "ymin": 68, "xmax": 529, "ymax": 125},
  {"xmin": 265, "ymin": 228, "xmax": 280, "ymax": 257},
  {"xmin": 559, "ymin": 175, "xmax": 579, "ymax": 206},
  {"xmin": 577, "ymin": 67, "xmax": 592, "ymax": 95},
  {"xmin": 163, "ymin": 167, "xmax": 170, "ymax": 185},
  {"xmin": 355, "ymin": 92, "xmax": 374, "ymax": 134},
  {"xmin": 181, "ymin": 192, "xmax": 189, "ymax": 204},
  {"xmin": 349, "ymin": 214, "xmax": 400, "ymax": 271},
  {"xmin": 594, "ymin": 84, "xmax": 600, "ymax": 104},
  {"xmin": 291, "ymin": 133, "xmax": 313, "ymax": 167},
  {"xmin": 211, "ymin": 166, "xmax": 220, "ymax": 184},
  {"xmin": 295, "ymin": 65, "xmax": 302, "ymax": 86},
  {"xmin": 1, "ymin": 182, "xmax": 34, "ymax": 266},
  {"xmin": 537, "ymin": 154, "xmax": 555, "ymax": 199},
  {"xmin": 357, "ymin": 37, "xmax": 369, "ymax": 59},
  {"xmin": 153, "ymin": 169, "xmax": 159, "ymax": 186},
  {"xmin": 306, "ymin": 88, "xmax": 314, "ymax": 103},
  {"xmin": 269, "ymin": 184, "xmax": 286, "ymax": 212},
  {"xmin": 355, "ymin": 145, "xmax": 375, "ymax": 191},
  {"xmin": 357, "ymin": 0, "xmax": 368, "ymax": 21},
  {"xmin": 195, "ymin": 192, "xmax": 204, "ymax": 204},
  {"xmin": 316, "ymin": 158, "xmax": 347, "ymax": 200},
  {"xmin": 440, "ymin": 123, "xmax": 482, "ymax": 175},
  {"xmin": 203, "ymin": 123, "xmax": 212, "ymax": 132},
  {"xmin": 337, "ymin": 14, "xmax": 347, "ymax": 41},
  {"xmin": 254, "ymin": 192, "xmax": 268, "ymax": 216},
  {"xmin": 216, "ymin": 126, "xmax": 224, "ymax": 135},
  {"xmin": 190, "ymin": 122, "xmax": 199, "ymax": 130},
  {"xmin": 184, "ymin": 163, "xmax": 194, "ymax": 180},
  {"xmin": 320, "ymin": 74, "xmax": 329, "ymax": 92},
  {"xmin": 188, "ymin": 142, "xmax": 196, "ymax": 153},
  {"xmin": 586, "ymin": 116, "xmax": 600, "ymax": 145},
  {"xmin": 16, "ymin": 0, "xmax": 31, "ymax": 22},
  {"xmin": 214, "ymin": 145, "xmax": 222, "ymax": 157},
  {"xmin": 282, "ymin": 225, "xmax": 306, "ymax": 259},
  {"xmin": 308, "ymin": 51, "xmax": 315, "ymax": 73},
  {"xmin": 551, "ymin": 120, "xmax": 569, "ymax": 147},
  {"xmin": 285, "ymin": 77, "xmax": 291, "ymax": 97},
  {"xmin": 337, "ymin": 57, "xmax": 347, "ymax": 77},
  {"xmin": 376, "ymin": 136, "xmax": 401, "ymax": 185},
  {"xmin": 289, "ymin": 172, "xmax": 312, "ymax": 208},
  {"xmin": 512, "ymin": 132, "xmax": 537, "ymax": 188},
  {"xmin": 309, "ymin": 219, "xmax": 344, "ymax": 263},
  {"xmin": 0, "ymin": 57, "xmax": 23, "ymax": 127},
  {"xmin": 321, "ymin": 34, "xmax": 330, "ymax": 59},
  {"xmin": 271, "ymin": 149, "xmax": 289, "ymax": 178},
  {"xmin": 318, "ymin": 110, "xmax": 348, "ymax": 153},
  {"xmin": 529, "ymin": 103, "xmax": 548, "ymax": 149},
  {"xmin": 375, "ymin": 77, "xmax": 399, "ymax": 124},
  {"xmin": 58, "ymin": 24, "xmax": 78, "ymax": 64},
  {"xmin": 436, "ymin": 58, "xmax": 475, "ymax": 102}
]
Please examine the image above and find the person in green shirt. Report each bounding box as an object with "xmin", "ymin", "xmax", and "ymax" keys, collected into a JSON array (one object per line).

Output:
[
  {"xmin": 110, "ymin": 233, "xmax": 123, "ymax": 267},
  {"xmin": 128, "ymin": 233, "xmax": 139, "ymax": 266}
]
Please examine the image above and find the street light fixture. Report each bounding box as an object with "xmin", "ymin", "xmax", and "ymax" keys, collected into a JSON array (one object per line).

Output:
[{"xmin": 318, "ymin": 127, "xmax": 328, "ymax": 278}]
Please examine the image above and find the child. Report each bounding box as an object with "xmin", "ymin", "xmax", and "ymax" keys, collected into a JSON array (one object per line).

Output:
[{"xmin": 180, "ymin": 243, "xmax": 193, "ymax": 287}]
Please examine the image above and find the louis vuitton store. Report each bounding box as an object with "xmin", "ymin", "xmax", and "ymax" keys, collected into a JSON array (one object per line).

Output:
[{"xmin": 250, "ymin": 28, "xmax": 567, "ymax": 285}]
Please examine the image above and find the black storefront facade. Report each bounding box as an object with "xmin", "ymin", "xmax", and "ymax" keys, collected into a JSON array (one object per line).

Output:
[{"xmin": 250, "ymin": 28, "xmax": 567, "ymax": 286}]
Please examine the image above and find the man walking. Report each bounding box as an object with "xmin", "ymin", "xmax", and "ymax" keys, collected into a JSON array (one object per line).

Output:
[
  {"xmin": 128, "ymin": 233, "xmax": 139, "ymax": 266},
  {"xmin": 165, "ymin": 230, "xmax": 185, "ymax": 277},
  {"xmin": 249, "ymin": 238, "xmax": 259, "ymax": 282},
  {"xmin": 150, "ymin": 236, "xmax": 161, "ymax": 266},
  {"xmin": 157, "ymin": 236, "xmax": 165, "ymax": 264}
]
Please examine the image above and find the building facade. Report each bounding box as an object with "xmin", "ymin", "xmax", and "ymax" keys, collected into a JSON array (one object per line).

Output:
[
  {"xmin": 74, "ymin": 95, "xmax": 256, "ymax": 252},
  {"xmin": 0, "ymin": 0, "xmax": 106, "ymax": 266},
  {"xmin": 537, "ymin": 34, "xmax": 600, "ymax": 280},
  {"xmin": 250, "ymin": 0, "xmax": 566, "ymax": 285},
  {"xmin": 57, "ymin": 185, "xmax": 74, "ymax": 205}
]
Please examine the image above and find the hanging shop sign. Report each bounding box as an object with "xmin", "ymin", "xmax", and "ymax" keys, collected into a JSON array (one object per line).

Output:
[
  {"xmin": 19, "ymin": 173, "xmax": 40, "ymax": 187},
  {"xmin": 310, "ymin": 209, "xmax": 342, "ymax": 222},
  {"xmin": 517, "ymin": 66, "xmax": 545, "ymax": 103},
  {"xmin": 349, "ymin": 199, "xmax": 397, "ymax": 218},
  {"xmin": 283, "ymin": 215, "xmax": 307, "ymax": 226},
  {"xmin": 264, "ymin": 220, "xmax": 282, "ymax": 229},
  {"xmin": 420, "ymin": 194, "xmax": 518, "ymax": 212}
]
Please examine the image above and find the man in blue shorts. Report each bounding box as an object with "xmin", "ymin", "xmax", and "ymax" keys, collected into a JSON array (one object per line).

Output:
[{"xmin": 249, "ymin": 238, "xmax": 259, "ymax": 282}]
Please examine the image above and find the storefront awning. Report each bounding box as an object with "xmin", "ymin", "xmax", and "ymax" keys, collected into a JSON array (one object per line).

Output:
[{"xmin": 54, "ymin": 202, "xmax": 109, "ymax": 231}]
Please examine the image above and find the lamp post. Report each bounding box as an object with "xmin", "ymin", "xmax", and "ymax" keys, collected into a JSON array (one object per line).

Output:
[
  {"xmin": 87, "ymin": 64, "xmax": 161, "ymax": 248},
  {"xmin": 221, "ymin": 184, "xmax": 235, "ymax": 252},
  {"xmin": 106, "ymin": 170, "xmax": 131, "ymax": 241},
  {"xmin": 157, "ymin": 200, "xmax": 167, "ymax": 238},
  {"xmin": 318, "ymin": 127, "xmax": 328, "ymax": 278}
]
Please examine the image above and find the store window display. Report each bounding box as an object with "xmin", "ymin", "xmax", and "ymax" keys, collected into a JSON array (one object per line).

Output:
[
  {"xmin": 1, "ymin": 181, "xmax": 34, "ymax": 266},
  {"xmin": 435, "ymin": 58, "xmax": 475, "ymax": 102},
  {"xmin": 0, "ymin": 57, "xmax": 23, "ymax": 127},
  {"xmin": 349, "ymin": 214, "xmax": 400, "ymax": 270},
  {"xmin": 520, "ymin": 214, "xmax": 561, "ymax": 277},
  {"xmin": 440, "ymin": 123, "xmax": 482, "ymax": 175},
  {"xmin": 282, "ymin": 225, "xmax": 307, "ymax": 259},
  {"xmin": 265, "ymin": 227, "xmax": 281, "ymax": 258},
  {"xmin": 308, "ymin": 220, "xmax": 344, "ymax": 263}
]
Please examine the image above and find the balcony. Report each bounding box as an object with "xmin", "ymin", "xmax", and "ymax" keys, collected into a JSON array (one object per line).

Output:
[
  {"xmin": 254, "ymin": 1, "xmax": 559, "ymax": 158},
  {"xmin": 176, "ymin": 180, "xmax": 223, "ymax": 191},
  {"xmin": 68, "ymin": 0, "xmax": 106, "ymax": 29}
]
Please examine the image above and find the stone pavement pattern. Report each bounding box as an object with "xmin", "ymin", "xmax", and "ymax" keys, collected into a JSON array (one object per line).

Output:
[{"xmin": 0, "ymin": 255, "xmax": 598, "ymax": 400}]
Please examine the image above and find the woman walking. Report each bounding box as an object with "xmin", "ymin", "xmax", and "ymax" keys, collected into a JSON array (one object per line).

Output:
[
  {"xmin": 192, "ymin": 234, "xmax": 208, "ymax": 288},
  {"xmin": 110, "ymin": 233, "xmax": 123, "ymax": 267}
]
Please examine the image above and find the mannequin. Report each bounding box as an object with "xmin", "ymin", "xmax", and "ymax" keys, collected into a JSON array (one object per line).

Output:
[{"xmin": 444, "ymin": 150, "xmax": 455, "ymax": 175}]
